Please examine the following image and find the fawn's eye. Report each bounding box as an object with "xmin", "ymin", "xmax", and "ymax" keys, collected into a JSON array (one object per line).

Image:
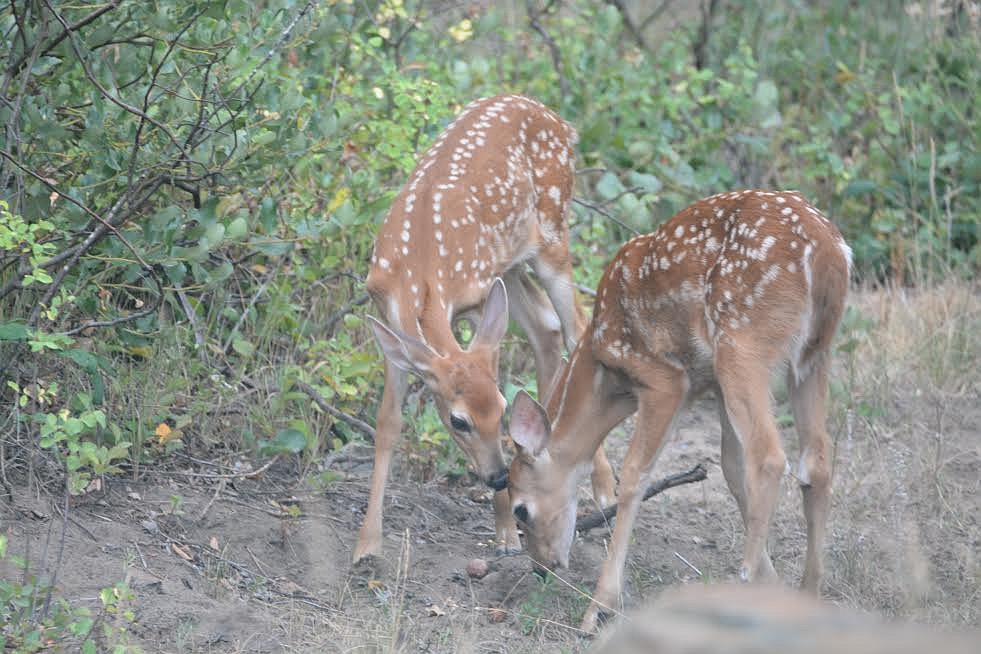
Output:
[
  {"xmin": 450, "ymin": 413, "xmax": 471, "ymax": 433},
  {"xmin": 513, "ymin": 504, "xmax": 530, "ymax": 524}
]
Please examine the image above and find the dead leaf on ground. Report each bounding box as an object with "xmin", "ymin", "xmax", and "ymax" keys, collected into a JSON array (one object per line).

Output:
[
  {"xmin": 427, "ymin": 604, "xmax": 446, "ymax": 617},
  {"xmin": 209, "ymin": 536, "xmax": 219, "ymax": 551},
  {"xmin": 171, "ymin": 543, "xmax": 194, "ymax": 561},
  {"xmin": 488, "ymin": 607, "xmax": 507, "ymax": 623},
  {"xmin": 367, "ymin": 579, "xmax": 385, "ymax": 591}
]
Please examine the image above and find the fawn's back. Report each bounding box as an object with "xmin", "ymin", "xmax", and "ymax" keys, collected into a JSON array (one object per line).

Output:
[{"xmin": 590, "ymin": 189, "xmax": 851, "ymax": 385}]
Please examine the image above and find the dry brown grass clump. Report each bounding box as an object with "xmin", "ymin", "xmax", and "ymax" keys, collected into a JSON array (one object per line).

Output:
[{"xmin": 825, "ymin": 282, "xmax": 980, "ymax": 624}]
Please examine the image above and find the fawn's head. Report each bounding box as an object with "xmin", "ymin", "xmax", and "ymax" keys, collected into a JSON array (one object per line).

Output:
[
  {"xmin": 507, "ymin": 389, "xmax": 579, "ymax": 576},
  {"xmin": 369, "ymin": 279, "xmax": 511, "ymax": 490}
]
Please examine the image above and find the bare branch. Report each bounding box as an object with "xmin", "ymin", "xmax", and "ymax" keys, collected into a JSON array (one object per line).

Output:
[
  {"xmin": 693, "ymin": 0, "xmax": 720, "ymax": 70},
  {"xmin": 6, "ymin": 0, "xmax": 120, "ymax": 77},
  {"xmin": 127, "ymin": 7, "xmax": 208, "ymax": 193},
  {"xmin": 526, "ymin": 0, "xmax": 569, "ymax": 100},
  {"xmin": 605, "ymin": 0, "xmax": 652, "ymax": 52},
  {"xmin": 214, "ymin": 0, "xmax": 317, "ymax": 119},
  {"xmin": 576, "ymin": 463, "xmax": 708, "ymax": 532},
  {"xmin": 323, "ymin": 293, "xmax": 371, "ymax": 338},
  {"xmin": 0, "ymin": 6, "xmax": 49, "ymax": 211},
  {"xmin": 639, "ymin": 0, "xmax": 674, "ymax": 33},
  {"xmin": 62, "ymin": 269, "xmax": 164, "ymax": 337},
  {"xmin": 292, "ymin": 379, "xmax": 377, "ymax": 442},
  {"xmin": 572, "ymin": 196, "xmax": 641, "ymax": 235}
]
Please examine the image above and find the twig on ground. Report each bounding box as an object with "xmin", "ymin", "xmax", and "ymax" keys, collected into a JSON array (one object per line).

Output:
[
  {"xmin": 292, "ymin": 379, "xmax": 376, "ymax": 442},
  {"xmin": 197, "ymin": 478, "xmax": 226, "ymax": 521},
  {"xmin": 67, "ymin": 514, "xmax": 99, "ymax": 542},
  {"xmin": 673, "ymin": 550, "xmax": 703, "ymax": 576},
  {"xmin": 174, "ymin": 454, "xmax": 281, "ymax": 480},
  {"xmin": 576, "ymin": 463, "xmax": 708, "ymax": 532}
]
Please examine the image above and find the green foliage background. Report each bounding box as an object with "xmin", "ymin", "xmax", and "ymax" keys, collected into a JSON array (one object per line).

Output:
[{"xmin": 1, "ymin": 0, "xmax": 978, "ymax": 491}]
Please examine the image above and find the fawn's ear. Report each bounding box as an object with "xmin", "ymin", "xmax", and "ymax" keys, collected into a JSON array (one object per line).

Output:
[
  {"xmin": 471, "ymin": 278, "xmax": 509, "ymax": 349},
  {"xmin": 368, "ymin": 315, "xmax": 439, "ymax": 378},
  {"xmin": 508, "ymin": 390, "xmax": 550, "ymax": 458},
  {"xmin": 542, "ymin": 355, "xmax": 570, "ymax": 408}
]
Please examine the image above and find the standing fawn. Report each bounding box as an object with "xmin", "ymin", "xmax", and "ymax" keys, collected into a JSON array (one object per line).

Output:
[
  {"xmin": 507, "ymin": 189, "xmax": 851, "ymax": 632},
  {"xmin": 356, "ymin": 95, "xmax": 616, "ymax": 564}
]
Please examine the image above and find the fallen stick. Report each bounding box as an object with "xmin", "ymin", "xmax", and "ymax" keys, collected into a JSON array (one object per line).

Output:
[
  {"xmin": 293, "ymin": 379, "xmax": 377, "ymax": 442},
  {"xmin": 576, "ymin": 463, "xmax": 708, "ymax": 532}
]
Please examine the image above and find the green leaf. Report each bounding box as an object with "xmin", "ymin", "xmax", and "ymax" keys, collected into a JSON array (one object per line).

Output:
[
  {"xmin": 844, "ymin": 179, "xmax": 878, "ymax": 197},
  {"xmin": 258, "ymin": 428, "xmax": 306, "ymax": 456},
  {"xmin": 0, "ymin": 322, "xmax": 28, "ymax": 341},
  {"xmin": 232, "ymin": 338, "xmax": 255, "ymax": 357},
  {"xmin": 596, "ymin": 172, "xmax": 625, "ymax": 200},
  {"xmin": 60, "ymin": 348, "xmax": 99, "ymax": 373},
  {"xmin": 754, "ymin": 79, "xmax": 782, "ymax": 129},
  {"xmin": 202, "ymin": 222, "xmax": 225, "ymax": 251},
  {"xmin": 226, "ymin": 216, "xmax": 249, "ymax": 241},
  {"xmin": 626, "ymin": 171, "xmax": 662, "ymax": 194},
  {"xmin": 252, "ymin": 129, "xmax": 276, "ymax": 147}
]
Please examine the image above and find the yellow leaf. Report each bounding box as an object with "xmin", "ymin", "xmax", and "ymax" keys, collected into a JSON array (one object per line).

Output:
[
  {"xmin": 155, "ymin": 423, "xmax": 181, "ymax": 444},
  {"xmin": 327, "ymin": 187, "xmax": 350, "ymax": 214},
  {"xmin": 448, "ymin": 19, "xmax": 473, "ymax": 43},
  {"xmin": 834, "ymin": 61, "xmax": 855, "ymax": 85},
  {"xmin": 127, "ymin": 345, "xmax": 152, "ymax": 359},
  {"xmin": 367, "ymin": 579, "xmax": 385, "ymax": 591}
]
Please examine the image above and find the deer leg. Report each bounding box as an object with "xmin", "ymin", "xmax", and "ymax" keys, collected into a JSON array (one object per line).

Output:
[
  {"xmin": 788, "ymin": 358, "xmax": 832, "ymax": 595},
  {"xmin": 531, "ymin": 256, "xmax": 586, "ymax": 352},
  {"xmin": 492, "ymin": 488, "xmax": 522, "ymax": 554},
  {"xmin": 582, "ymin": 372, "xmax": 685, "ymax": 633},
  {"xmin": 353, "ymin": 359, "xmax": 408, "ymax": 564},
  {"xmin": 717, "ymin": 356, "xmax": 785, "ymax": 585},
  {"xmin": 503, "ymin": 271, "xmax": 565, "ymax": 394},
  {"xmin": 718, "ymin": 392, "xmax": 777, "ymax": 581}
]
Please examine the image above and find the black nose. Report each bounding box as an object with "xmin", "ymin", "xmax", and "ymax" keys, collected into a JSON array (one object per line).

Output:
[{"xmin": 487, "ymin": 470, "xmax": 508, "ymax": 491}]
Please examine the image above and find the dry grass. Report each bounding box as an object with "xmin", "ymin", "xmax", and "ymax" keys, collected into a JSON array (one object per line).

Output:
[{"xmin": 825, "ymin": 282, "xmax": 980, "ymax": 624}]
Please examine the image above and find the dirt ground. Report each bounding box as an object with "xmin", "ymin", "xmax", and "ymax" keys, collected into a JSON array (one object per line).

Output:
[{"xmin": 3, "ymin": 288, "xmax": 980, "ymax": 652}]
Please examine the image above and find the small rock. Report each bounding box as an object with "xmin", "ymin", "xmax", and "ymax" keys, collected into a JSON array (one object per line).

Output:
[{"xmin": 467, "ymin": 558, "xmax": 489, "ymax": 579}]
